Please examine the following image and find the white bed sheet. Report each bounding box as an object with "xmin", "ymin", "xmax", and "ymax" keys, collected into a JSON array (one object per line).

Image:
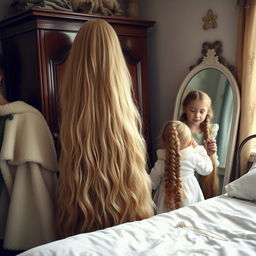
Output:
[{"xmin": 18, "ymin": 195, "xmax": 256, "ymax": 256}]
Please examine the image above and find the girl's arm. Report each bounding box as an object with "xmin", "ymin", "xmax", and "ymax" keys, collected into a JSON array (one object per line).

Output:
[
  {"xmin": 193, "ymin": 145, "xmax": 213, "ymax": 175},
  {"xmin": 191, "ymin": 139, "xmax": 198, "ymax": 147},
  {"xmin": 149, "ymin": 160, "xmax": 164, "ymax": 190}
]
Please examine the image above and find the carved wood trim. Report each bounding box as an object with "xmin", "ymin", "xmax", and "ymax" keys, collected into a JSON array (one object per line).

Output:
[{"xmin": 190, "ymin": 41, "xmax": 237, "ymax": 80}]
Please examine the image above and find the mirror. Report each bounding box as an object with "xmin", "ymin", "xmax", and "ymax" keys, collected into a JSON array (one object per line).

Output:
[{"xmin": 173, "ymin": 41, "xmax": 240, "ymax": 195}]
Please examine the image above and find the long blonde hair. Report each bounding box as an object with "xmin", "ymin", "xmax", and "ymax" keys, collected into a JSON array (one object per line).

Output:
[
  {"xmin": 161, "ymin": 121, "xmax": 191, "ymax": 210},
  {"xmin": 58, "ymin": 19, "xmax": 154, "ymax": 238},
  {"xmin": 181, "ymin": 90, "xmax": 218, "ymax": 198}
]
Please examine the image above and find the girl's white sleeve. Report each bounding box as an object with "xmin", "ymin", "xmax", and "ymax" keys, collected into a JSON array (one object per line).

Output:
[
  {"xmin": 193, "ymin": 145, "xmax": 213, "ymax": 176},
  {"xmin": 149, "ymin": 160, "xmax": 164, "ymax": 190}
]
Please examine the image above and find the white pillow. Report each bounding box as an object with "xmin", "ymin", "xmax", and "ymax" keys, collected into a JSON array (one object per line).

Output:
[{"xmin": 225, "ymin": 163, "xmax": 256, "ymax": 201}]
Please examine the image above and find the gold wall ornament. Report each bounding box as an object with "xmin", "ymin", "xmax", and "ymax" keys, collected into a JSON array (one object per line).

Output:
[{"xmin": 202, "ymin": 9, "xmax": 217, "ymax": 30}]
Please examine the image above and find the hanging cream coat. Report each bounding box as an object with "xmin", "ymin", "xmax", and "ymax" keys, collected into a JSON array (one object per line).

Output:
[{"xmin": 0, "ymin": 101, "xmax": 58, "ymax": 250}]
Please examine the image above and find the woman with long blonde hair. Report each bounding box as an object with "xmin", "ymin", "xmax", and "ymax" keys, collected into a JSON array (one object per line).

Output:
[
  {"xmin": 149, "ymin": 121, "xmax": 212, "ymax": 214},
  {"xmin": 180, "ymin": 90, "xmax": 219, "ymax": 199},
  {"xmin": 58, "ymin": 19, "xmax": 154, "ymax": 238}
]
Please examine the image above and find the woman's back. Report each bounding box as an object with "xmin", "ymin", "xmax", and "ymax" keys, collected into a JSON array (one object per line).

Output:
[{"xmin": 58, "ymin": 19, "xmax": 154, "ymax": 237}]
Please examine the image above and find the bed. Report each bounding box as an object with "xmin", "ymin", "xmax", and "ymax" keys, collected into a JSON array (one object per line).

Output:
[{"xmin": 18, "ymin": 165, "xmax": 256, "ymax": 256}]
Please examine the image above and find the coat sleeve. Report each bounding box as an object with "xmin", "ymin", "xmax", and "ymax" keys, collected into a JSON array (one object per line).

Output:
[
  {"xmin": 149, "ymin": 160, "xmax": 164, "ymax": 190},
  {"xmin": 0, "ymin": 105, "xmax": 58, "ymax": 250},
  {"xmin": 192, "ymin": 146, "xmax": 213, "ymax": 176}
]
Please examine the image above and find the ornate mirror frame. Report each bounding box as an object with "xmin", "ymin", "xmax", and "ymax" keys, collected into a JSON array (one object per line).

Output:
[{"xmin": 173, "ymin": 42, "xmax": 240, "ymax": 192}]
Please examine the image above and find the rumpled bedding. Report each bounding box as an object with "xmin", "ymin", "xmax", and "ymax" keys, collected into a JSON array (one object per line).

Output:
[{"xmin": 18, "ymin": 195, "xmax": 256, "ymax": 256}]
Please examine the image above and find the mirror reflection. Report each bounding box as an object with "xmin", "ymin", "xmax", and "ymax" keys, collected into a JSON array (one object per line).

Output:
[
  {"xmin": 178, "ymin": 68, "xmax": 234, "ymax": 176},
  {"xmin": 173, "ymin": 43, "xmax": 240, "ymax": 199}
]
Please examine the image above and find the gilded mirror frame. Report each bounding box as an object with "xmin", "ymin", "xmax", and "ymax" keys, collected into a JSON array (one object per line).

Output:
[{"xmin": 173, "ymin": 43, "xmax": 240, "ymax": 192}]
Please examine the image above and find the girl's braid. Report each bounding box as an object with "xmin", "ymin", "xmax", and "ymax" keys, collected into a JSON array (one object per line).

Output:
[{"xmin": 164, "ymin": 124, "xmax": 183, "ymax": 210}]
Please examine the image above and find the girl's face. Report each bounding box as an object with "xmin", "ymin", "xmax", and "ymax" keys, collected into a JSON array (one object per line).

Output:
[{"xmin": 184, "ymin": 99, "xmax": 208, "ymax": 127}]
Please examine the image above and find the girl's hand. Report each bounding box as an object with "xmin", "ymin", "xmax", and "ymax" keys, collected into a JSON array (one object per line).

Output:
[
  {"xmin": 204, "ymin": 139, "xmax": 217, "ymax": 156},
  {"xmin": 191, "ymin": 139, "xmax": 198, "ymax": 147}
]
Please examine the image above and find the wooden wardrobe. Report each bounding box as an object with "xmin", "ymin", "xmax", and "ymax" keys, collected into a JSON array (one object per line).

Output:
[{"xmin": 0, "ymin": 8, "xmax": 154, "ymax": 155}]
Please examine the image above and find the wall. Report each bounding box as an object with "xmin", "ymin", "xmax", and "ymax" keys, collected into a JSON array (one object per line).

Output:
[
  {"xmin": 0, "ymin": 0, "xmax": 239, "ymax": 164},
  {"xmin": 139, "ymin": 0, "xmax": 239, "ymax": 163}
]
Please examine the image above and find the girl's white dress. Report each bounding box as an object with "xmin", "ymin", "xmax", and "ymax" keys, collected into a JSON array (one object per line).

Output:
[{"xmin": 150, "ymin": 145, "xmax": 213, "ymax": 214}]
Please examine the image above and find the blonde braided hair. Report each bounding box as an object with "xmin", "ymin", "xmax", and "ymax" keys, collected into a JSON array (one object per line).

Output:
[{"xmin": 161, "ymin": 121, "xmax": 191, "ymax": 210}]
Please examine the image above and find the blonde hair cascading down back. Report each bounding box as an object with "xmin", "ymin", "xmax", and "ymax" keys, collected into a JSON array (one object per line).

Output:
[
  {"xmin": 57, "ymin": 19, "xmax": 154, "ymax": 238},
  {"xmin": 162, "ymin": 121, "xmax": 191, "ymax": 210},
  {"xmin": 181, "ymin": 90, "xmax": 218, "ymax": 199}
]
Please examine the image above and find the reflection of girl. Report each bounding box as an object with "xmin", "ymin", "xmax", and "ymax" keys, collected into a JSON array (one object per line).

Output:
[
  {"xmin": 57, "ymin": 19, "xmax": 154, "ymax": 238},
  {"xmin": 180, "ymin": 90, "xmax": 219, "ymax": 199},
  {"xmin": 149, "ymin": 121, "xmax": 212, "ymax": 214}
]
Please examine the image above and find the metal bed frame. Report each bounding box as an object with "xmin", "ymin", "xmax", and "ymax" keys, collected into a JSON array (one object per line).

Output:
[{"xmin": 236, "ymin": 134, "xmax": 256, "ymax": 178}]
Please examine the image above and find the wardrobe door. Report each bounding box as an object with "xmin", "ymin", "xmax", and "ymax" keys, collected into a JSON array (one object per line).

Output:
[
  {"xmin": 42, "ymin": 30, "xmax": 75, "ymax": 142},
  {"xmin": 2, "ymin": 31, "xmax": 41, "ymax": 109},
  {"xmin": 120, "ymin": 36, "xmax": 150, "ymax": 148}
]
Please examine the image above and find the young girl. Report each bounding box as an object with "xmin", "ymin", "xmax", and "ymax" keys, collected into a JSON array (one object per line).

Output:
[
  {"xmin": 180, "ymin": 90, "xmax": 219, "ymax": 199},
  {"xmin": 57, "ymin": 19, "xmax": 154, "ymax": 238},
  {"xmin": 149, "ymin": 121, "xmax": 213, "ymax": 214}
]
